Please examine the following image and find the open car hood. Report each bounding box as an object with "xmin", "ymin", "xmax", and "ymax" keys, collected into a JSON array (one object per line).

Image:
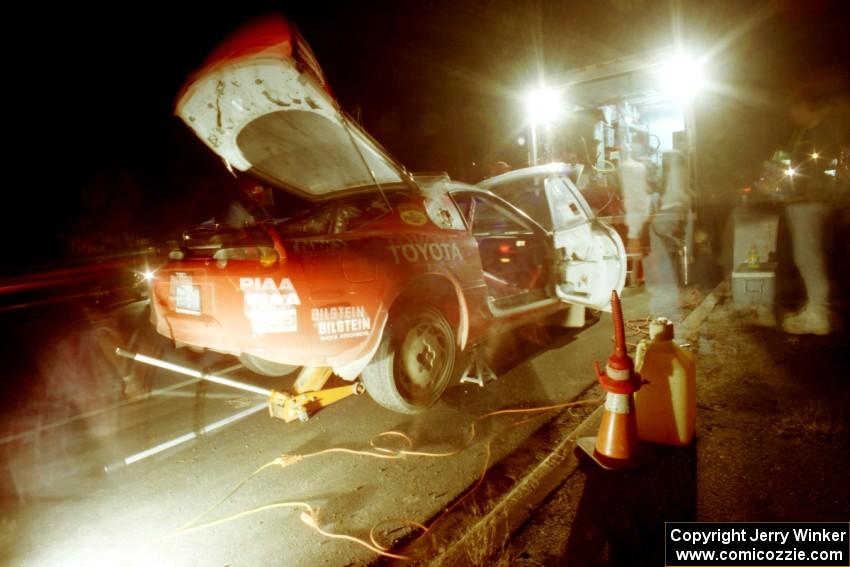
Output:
[{"xmin": 176, "ymin": 16, "xmax": 407, "ymax": 201}]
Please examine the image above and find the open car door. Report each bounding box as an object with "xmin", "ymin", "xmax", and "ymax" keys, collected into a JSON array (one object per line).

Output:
[
  {"xmin": 545, "ymin": 175, "xmax": 626, "ymax": 312},
  {"xmin": 478, "ymin": 164, "xmax": 626, "ymax": 312}
]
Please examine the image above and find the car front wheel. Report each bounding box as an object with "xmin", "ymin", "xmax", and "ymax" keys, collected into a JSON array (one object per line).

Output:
[{"xmin": 362, "ymin": 306, "xmax": 456, "ymax": 414}]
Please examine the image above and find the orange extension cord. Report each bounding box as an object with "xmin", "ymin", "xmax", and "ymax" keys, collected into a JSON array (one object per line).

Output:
[{"xmin": 133, "ymin": 396, "xmax": 603, "ymax": 563}]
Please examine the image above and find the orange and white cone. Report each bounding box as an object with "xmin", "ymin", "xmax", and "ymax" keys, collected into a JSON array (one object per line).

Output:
[
  {"xmin": 578, "ymin": 290, "xmax": 642, "ymax": 469},
  {"xmin": 594, "ymin": 381, "xmax": 639, "ymax": 467}
]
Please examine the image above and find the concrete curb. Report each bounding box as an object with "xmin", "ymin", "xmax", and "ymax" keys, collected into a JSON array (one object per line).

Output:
[
  {"xmin": 418, "ymin": 282, "xmax": 725, "ymax": 566},
  {"xmin": 679, "ymin": 281, "xmax": 726, "ymax": 343},
  {"xmin": 425, "ymin": 404, "xmax": 603, "ymax": 566}
]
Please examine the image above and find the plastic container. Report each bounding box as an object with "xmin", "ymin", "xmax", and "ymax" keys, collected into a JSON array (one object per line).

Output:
[{"xmin": 633, "ymin": 318, "xmax": 696, "ymax": 446}]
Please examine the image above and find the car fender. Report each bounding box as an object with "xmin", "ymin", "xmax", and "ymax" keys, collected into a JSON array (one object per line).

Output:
[
  {"xmin": 384, "ymin": 270, "xmax": 469, "ymax": 350},
  {"xmin": 329, "ymin": 307, "xmax": 387, "ymax": 379}
]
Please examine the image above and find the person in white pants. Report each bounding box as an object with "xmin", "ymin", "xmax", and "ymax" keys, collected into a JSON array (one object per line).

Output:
[
  {"xmin": 645, "ymin": 151, "xmax": 690, "ymax": 322},
  {"xmin": 781, "ymin": 88, "xmax": 848, "ymax": 335},
  {"xmin": 783, "ymin": 202, "xmax": 832, "ymax": 334},
  {"xmin": 620, "ymin": 146, "xmax": 690, "ymax": 322}
]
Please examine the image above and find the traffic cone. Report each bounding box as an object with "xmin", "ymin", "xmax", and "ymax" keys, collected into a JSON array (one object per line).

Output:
[{"xmin": 577, "ymin": 290, "xmax": 643, "ymax": 469}]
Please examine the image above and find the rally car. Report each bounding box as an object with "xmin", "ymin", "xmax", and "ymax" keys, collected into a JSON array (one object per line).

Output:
[{"xmin": 149, "ymin": 16, "xmax": 625, "ymax": 414}]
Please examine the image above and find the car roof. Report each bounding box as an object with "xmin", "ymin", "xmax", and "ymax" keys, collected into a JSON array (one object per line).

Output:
[{"xmin": 477, "ymin": 162, "xmax": 575, "ymax": 190}]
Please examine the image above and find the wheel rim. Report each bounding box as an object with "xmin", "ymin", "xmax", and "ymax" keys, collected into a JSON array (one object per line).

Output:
[{"xmin": 395, "ymin": 312, "xmax": 452, "ymax": 405}]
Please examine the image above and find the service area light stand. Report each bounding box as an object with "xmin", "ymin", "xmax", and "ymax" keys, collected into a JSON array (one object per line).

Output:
[{"xmin": 524, "ymin": 86, "xmax": 563, "ymax": 166}]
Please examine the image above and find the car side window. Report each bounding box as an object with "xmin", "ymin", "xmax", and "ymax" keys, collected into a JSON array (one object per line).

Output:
[
  {"xmin": 450, "ymin": 193, "xmax": 473, "ymax": 227},
  {"xmin": 276, "ymin": 205, "xmax": 335, "ymax": 237},
  {"xmin": 331, "ymin": 195, "xmax": 394, "ymax": 234},
  {"xmin": 485, "ymin": 178, "xmax": 552, "ymax": 231},
  {"xmin": 545, "ymin": 176, "xmax": 589, "ymax": 230},
  {"xmin": 469, "ymin": 196, "xmax": 530, "ymax": 236}
]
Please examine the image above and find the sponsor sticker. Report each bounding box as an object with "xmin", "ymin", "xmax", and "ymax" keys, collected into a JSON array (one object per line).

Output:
[
  {"xmin": 248, "ymin": 307, "xmax": 297, "ymax": 334},
  {"xmin": 386, "ymin": 238, "xmax": 463, "ymax": 264},
  {"xmin": 240, "ymin": 277, "xmax": 300, "ymax": 334},
  {"xmin": 398, "ymin": 203, "xmax": 429, "ymax": 226},
  {"xmin": 312, "ymin": 305, "xmax": 371, "ymax": 342},
  {"xmin": 435, "ymin": 208, "xmax": 454, "ymax": 228},
  {"xmin": 424, "ymin": 194, "xmax": 465, "ymax": 230}
]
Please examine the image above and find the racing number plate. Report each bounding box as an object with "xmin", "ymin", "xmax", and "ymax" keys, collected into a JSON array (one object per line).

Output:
[
  {"xmin": 171, "ymin": 273, "xmax": 201, "ymax": 315},
  {"xmin": 175, "ymin": 284, "xmax": 201, "ymax": 314}
]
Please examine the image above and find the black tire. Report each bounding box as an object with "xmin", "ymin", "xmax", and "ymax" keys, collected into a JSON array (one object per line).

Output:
[
  {"xmin": 362, "ymin": 306, "xmax": 456, "ymax": 414},
  {"xmin": 239, "ymin": 353, "xmax": 298, "ymax": 377}
]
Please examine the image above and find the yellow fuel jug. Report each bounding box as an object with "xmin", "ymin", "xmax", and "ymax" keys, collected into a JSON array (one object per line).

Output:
[{"xmin": 634, "ymin": 318, "xmax": 696, "ymax": 446}]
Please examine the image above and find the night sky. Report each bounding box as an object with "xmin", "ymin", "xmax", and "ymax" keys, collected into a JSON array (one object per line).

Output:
[{"xmin": 6, "ymin": 0, "xmax": 849, "ymax": 270}]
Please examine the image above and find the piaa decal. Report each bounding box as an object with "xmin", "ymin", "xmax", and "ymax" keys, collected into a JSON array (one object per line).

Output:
[{"xmin": 240, "ymin": 277, "xmax": 300, "ymax": 334}]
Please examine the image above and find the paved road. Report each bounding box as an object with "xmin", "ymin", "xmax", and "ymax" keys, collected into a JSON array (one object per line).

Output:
[{"xmin": 1, "ymin": 289, "xmax": 651, "ymax": 566}]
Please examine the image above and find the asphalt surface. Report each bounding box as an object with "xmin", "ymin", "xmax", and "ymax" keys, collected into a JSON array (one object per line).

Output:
[{"xmin": 0, "ymin": 290, "xmax": 654, "ymax": 566}]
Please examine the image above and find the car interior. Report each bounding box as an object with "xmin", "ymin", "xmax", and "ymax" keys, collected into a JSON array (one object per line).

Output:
[{"xmin": 452, "ymin": 193, "xmax": 552, "ymax": 309}]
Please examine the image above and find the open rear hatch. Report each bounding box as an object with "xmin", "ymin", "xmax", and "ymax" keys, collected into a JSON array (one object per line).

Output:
[{"xmin": 176, "ymin": 16, "xmax": 408, "ymax": 202}]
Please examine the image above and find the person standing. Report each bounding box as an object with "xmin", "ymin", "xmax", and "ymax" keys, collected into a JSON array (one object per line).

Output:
[
  {"xmin": 781, "ymin": 89, "xmax": 848, "ymax": 335},
  {"xmin": 644, "ymin": 150, "xmax": 690, "ymax": 321}
]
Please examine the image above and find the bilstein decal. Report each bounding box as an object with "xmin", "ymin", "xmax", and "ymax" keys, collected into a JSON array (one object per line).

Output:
[
  {"xmin": 291, "ymin": 239, "xmax": 347, "ymax": 255},
  {"xmin": 312, "ymin": 305, "xmax": 371, "ymax": 342},
  {"xmin": 398, "ymin": 203, "xmax": 428, "ymax": 226},
  {"xmin": 387, "ymin": 241, "xmax": 463, "ymax": 264},
  {"xmin": 239, "ymin": 277, "xmax": 300, "ymax": 334}
]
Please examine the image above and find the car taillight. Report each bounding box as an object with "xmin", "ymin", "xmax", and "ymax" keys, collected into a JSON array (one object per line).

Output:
[{"xmin": 212, "ymin": 246, "xmax": 279, "ymax": 268}]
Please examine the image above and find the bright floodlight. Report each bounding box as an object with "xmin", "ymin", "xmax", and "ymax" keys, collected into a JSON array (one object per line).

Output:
[
  {"xmin": 525, "ymin": 87, "xmax": 562, "ymax": 124},
  {"xmin": 143, "ymin": 270, "xmax": 155, "ymax": 282},
  {"xmin": 785, "ymin": 167, "xmax": 796, "ymax": 178},
  {"xmin": 659, "ymin": 55, "xmax": 705, "ymax": 100}
]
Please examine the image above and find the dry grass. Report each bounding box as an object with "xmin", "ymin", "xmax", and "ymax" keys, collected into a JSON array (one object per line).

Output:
[
  {"xmin": 773, "ymin": 399, "xmax": 846, "ymax": 439},
  {"xmin": 461, "ymin": 502, "xmax": 512, "ymax": 566}
]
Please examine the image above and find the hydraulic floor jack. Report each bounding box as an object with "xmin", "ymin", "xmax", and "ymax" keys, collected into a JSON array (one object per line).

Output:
[
  {"xmin": 116, "ymin": 348, "xmax": 364, "ymax": 423},
  {"xmin": 107, "ymin": 349, "xmax": 364, "ymax": 471}
]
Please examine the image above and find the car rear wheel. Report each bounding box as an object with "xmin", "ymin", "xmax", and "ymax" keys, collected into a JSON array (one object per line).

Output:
[
  {"xmin": 239, "ymin": 353, "xmax": 298, "ymax": 377},
  {"xmin": 362, "ymin": 306, "xmax": 456, "ymax": 414}
]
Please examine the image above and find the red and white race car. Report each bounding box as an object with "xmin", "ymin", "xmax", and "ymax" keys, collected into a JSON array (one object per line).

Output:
[{"xmin": 150, "ymin": 16, "xmax": 625, "ymax": 414}]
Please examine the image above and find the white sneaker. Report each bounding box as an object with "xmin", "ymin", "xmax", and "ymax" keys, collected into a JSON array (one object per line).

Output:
[{"xmin": 781, "ymin": 306, "xmax": 832, "ymax": 335}]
